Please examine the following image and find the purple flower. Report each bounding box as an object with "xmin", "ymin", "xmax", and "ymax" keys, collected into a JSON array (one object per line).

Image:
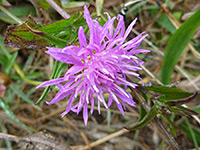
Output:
[{"xmin": 37, "ymin": 6, "xmax": 150, "ymax": 125}]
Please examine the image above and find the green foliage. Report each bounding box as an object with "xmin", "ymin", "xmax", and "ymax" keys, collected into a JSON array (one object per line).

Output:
[
  {"xmin": 0, "ymin": 5, "xmax": 36, "ymax": 24},
  {"xmin": 184, "ymin": 117, "xmax": 199, "ymax": 150},
  {"xmin": 161, "ymin": 8, "xmax": 200, "ymax": 84},
  {"xmin": 5, "ymin": 51, "xmax": 18, "ymax": 74},
  {"xmin": 10, "ymin": 83, "xmax": 41, "ymax": 110},
  {"xmin": 156, "ymin": 14, "xmax": 176, "ymax": 34},
  {"xmin": 126, "ymin": 0, "xmax": 149, "ymax": 17},
  {"xmin": 179, "ymin": 121, "xmax": 200, "ymax": 145},
  {"xmin": 128, "ymin": 83, "xmax": 199, "ymax": 147},
  {"xmin": 127, "ymin": 104, "xmax": 157, "ymax": 130},
  {"xmin": 4, "ymin": 11, "xmax": 88, "ymax": 49},
  {"xmin": 139, "ymin": 84, "xmax": 193, "ymax": 101},
  {"xmin": 0, "ymin": 37, "xmax": 42, "ymax": 132}
]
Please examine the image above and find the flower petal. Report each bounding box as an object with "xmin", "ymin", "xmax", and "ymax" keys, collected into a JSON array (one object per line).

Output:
[
  {"xmin": 83, "ymin": 103, "xmax": 88, "ymax": 125},
  {"xmin": 78, "ymin": 26, "xmax": 87, "ymax": 47}
]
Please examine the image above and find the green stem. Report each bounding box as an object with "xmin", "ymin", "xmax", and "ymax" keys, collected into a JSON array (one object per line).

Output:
[{"xmin": 13, "ymin": 64, "xmax": 42, "ymax": 86}]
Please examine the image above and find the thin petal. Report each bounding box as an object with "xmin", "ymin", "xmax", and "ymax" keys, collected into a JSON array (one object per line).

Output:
[
  {"xmin": 90, "ymin": 95, "xmax": 94, "ymax": 114},
  {"xmin": 61, "ymin": 93, "xmax": 75, "ymax": 117},
  {"xmin": 36, "ymin": 78, "xmax": 65, "ymax": 88},
  {"xmin": 78, "ymin": 26, "xmax": 87, "ymax": 47},
  {"xmin": 114, "ymin": 15, "xmax": 125, "ymax": 38},
  {"xmin": 123, "ymin": 18, "xmax": 137, "ymax": 41},
  {"xmin": 83, "ymin": 103, "xmax": 88, "ymax": 125},
  {"xmin": 84, "ymin": 5, "xmax": 95, "ymax": 44},
  {"xmin": 116, "ymin": 102, "xmax": 124, "ymax": 116},
  {"xmin": 46, "ymin": 89, "xmax": 74, "ymax": 105}
]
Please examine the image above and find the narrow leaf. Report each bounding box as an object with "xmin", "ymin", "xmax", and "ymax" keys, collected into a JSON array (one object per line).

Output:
[
  {"xmin": 161, "ymin": 8, "xmax": 200, "ymax": 84},
  {"xmin": 165, "ymin": 91, "xmax": 198, "ymax": 106},
  {"xmin": 139, "ymin": 84, "xmax": 193, "ymax": 101},
  {"xmin": 157, "ymin": 14, "xmax": 176, "ymax": 34},
  {"xmin": 184, "ymin": 117, "xmax": 199, "ymax": 149},
  {"xmin": 5, "ymin": 51, "xmax": 18, "ymax": 74},
  {"xmin": 24, "ymin": 23, "xmax": 67, "ymax": 48},
  {"xmin": 127, "ymin": 104, "xmax": 157, "ymax": 130},
  {"xmin": 0, "ymin": 55, "xmax": 7, "ymax": 66},
  {"xmin": 162, "ymin": 114, "xmax": 177, "ymax": 137},
  {"xmin": 4, "ymin": 11, "xmax": 87, "ymax": 49},
  {"xmin": 172, "ymin": 106, "xmax": 199, "ymax": 116},
  {"xmin": 179, "ymin": 123, "xmax": 200, "ymax": 144},
  {"xmin": 10, "ymin": 83, "xmax": 41, "ymax": 111},
  {"xmin": 4, "ymin": 18, "xmax": 51, "ymax": 49}
]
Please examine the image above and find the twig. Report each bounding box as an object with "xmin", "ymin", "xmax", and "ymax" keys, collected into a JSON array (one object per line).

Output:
[
  {"xmin": 71, "ymin": 128, "xmax": 129, "ymax": 150},
  {"xmin": 0, "ymin": 133, "xmax": 20, "ymax": 142},
  {"xmin": 46, "ymin": 0, "xmax": 70, "ymax": 19},
  {"xmin": 62, "ymin": 117, "xmax": 92, "ymax": 150},
  {"xmin": 0, "ymin": 132, "xmax": 71, "ymax": 150},
  {"xmin": 141, "ymin": 65, "xmax": 163, "ymax": 85}
]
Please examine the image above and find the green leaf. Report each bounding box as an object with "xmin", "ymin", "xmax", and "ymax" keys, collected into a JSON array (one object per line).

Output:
[
  {"xmin": 157, "ymin": 14, "xmax": 176, "ymax": 34},
  {"xmin": 162, "ymin": 114, "xmax": 177, "ymax": 137},
  {"xmin": 24, "ymin": 22, "xmax": 67, "ymax": 48},
  {"xmin": 10, "ymin": 72, "xmax": 43, "ymax": 80},
  {"xmin": 126, "ymin": 0, "xmax": 149, "ymax": 16},
  {"xmin": 4, "ymin": 11, "xmax": 87, "ymax": 49},
  {"xmin": 5, "ymin": 51, "xmax": 18, "ymax": 74},
  {"xmin": 0, "ymin": 121, "xmax": 12, "ymax": 150},
  {"xmin": 10, "ymin": 83, "xmax": 41, "ymax": 111},
  {"xmin": 127, "ymin": 104, "xmax": 157, "ymax": 130},
  {"xmin": 0, "ymin": 98, "xmax": 35, "ymax": 131},
  {"xmin": 0, "ymin": 55, "xmax": 7, "ymax": 67},
  {"xmin": 161, "ymin": 8, "xmax": 200, "ymax": 84},
  {"xmin": 140, "ymin": 84, "xmax": 193, "ymax": 101},
  {"xmin": 139, "ymin": 104, "xmax": 147, "ymax": 121},
  {"xmin": 165, "ymin": 91, "xmax": 198, "ymax": 106},
  {"xmin": 0, "ymin": 37, "xmax": 11, "ymax": 58},
  {"xmin": 171, "ymin": 106, "xmax": 199, "ymax": 116},
  {"xmin": 173, "ymin": 11, "xmax": 182, "ymax": 21},
  {"xmin": 184, "ymin": 117, "xmax": 199, "ymax": 149},
  {"xmin": 23, "ymin": 51, "xmax": 36, "ymax": 71},
  {"xmin": 193, "ymin": 107, "xmax": 200, "ymax": 113},
  {"xmin": 179, "ymin": 123, "xmax": 200, "ymax": 144},
  {"xmin": 4, "ymin": 17, "xmax": 51, "ymax": 49},
  {"xmin": 24, "ymin": 72, "xmax": 44, "ymax": 79}
]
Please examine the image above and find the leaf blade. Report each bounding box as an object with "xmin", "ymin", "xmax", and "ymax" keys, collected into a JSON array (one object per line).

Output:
[
  {"xmin": 161, "ymin": 8, "xmax": 200, "ymax": 84},
  {"xmin": 127, "ymin": 104, "xmax": 157, "ymax": 130}
]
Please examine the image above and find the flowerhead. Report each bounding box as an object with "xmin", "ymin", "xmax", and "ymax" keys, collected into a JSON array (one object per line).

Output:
[{"xmin": 37, "ymin": 5, "xmax": 150, "ymax": 125}]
